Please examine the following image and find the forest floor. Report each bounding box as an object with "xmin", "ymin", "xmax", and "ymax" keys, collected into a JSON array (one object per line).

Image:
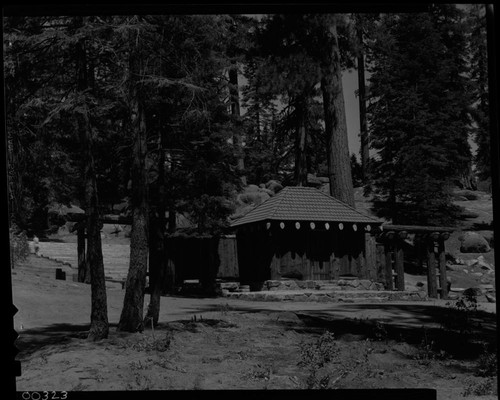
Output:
[{"xmin": 11, "ymin": 188, "xmax": 497, "ymax": 398}]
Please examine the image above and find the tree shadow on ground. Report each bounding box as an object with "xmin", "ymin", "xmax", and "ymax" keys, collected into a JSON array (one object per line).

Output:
[
  {"xmin": 296, "ymin": 303, "xmax": 497, "ymax": 360},
  {"xmin": 292, "ymin": 312, "xmax": 495, "ymax": 360},
  {"xmin": 180, "ymin": 301, "xmax": 497, "ymax": 360},
  {"xmin": 16, "ymin": 302, "xmax": 496, "ymax": 362},
  {"xmin": 15, "ymin": 323, "xmax": 121, "ymax": 359}
]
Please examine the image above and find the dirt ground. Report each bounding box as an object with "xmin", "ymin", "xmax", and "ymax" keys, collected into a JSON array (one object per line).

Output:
[
  {"xmin": 11, "ymin": 255, "xmax": 497, "ymax": 399},
  {"xmin": 11, "ymin": 189, "xmax": 497, "ymax": 397}
]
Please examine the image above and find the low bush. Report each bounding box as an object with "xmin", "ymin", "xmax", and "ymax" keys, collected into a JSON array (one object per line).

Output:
[
  {"xmin": 298, "ymin": 331, "xmax": 339, "ymax": 389},
  {"xmin": 413, "ymin": 327, "xmax": 447, "ymax": 365},
  {"xmin": 475, "ymin": 344, "xmax": 498, "ymax": 378},
  {"xmin": 441, "ymin": 292, "xmax": 479, "ymax": 344},
  {"xmin": 462, "ymin": 377, "xmax": 497, "ymax": 397}
]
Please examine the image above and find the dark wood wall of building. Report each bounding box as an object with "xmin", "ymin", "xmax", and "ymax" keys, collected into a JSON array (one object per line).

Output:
[
  {"xmin": 236, "ymin": 227, "xmax": 379, "ymax": 284},
  {"xmin": 163, "ymin": 229, "xmax": 381, "ymax": 290}
]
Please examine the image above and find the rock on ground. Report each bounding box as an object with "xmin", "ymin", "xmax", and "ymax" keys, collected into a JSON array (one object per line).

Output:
[
  {"xmin": 459, "ymin": 232, "xmax": 491, "ymax": 253},
  {"xmin": 453, "ymin": 189, "xmax": 480, "ymax": 200},
  {"xmin": 265, "ymin": 180, "xmax": 283, "ymax": 194}
]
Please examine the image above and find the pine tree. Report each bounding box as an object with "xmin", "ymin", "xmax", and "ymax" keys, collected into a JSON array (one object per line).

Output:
[
  {"xmin": 138, "ymin": 14, "xmax": 243, "ymax": 322},
  {"xmin": 4, "ymin": 17, "xmax": 82, "ymax": 232},
  {"xmin": 240, "ymin": 14, "xmax": 356, "ymax": 201},
  {"xmin": 144, "ymin": 123, "xmax": 167, "ymax": 327},
  {"xmin": 356, "ymin": 16, "xmax": 369, "ymax": 184},
  {"xmin": 314, "ymin": 15, "xmax": 355, "ymax": 206},
  {"xmin": 467, "ymin": 4, "xmax": 490, "ymax": 185},
  {"xmin": 116, "ymin": 15, "xmax": 153, "ymax": 333},
  {"xmin": 350, "ymin": 153, "xmax": 363, "ymax": 187},
  {"xmin": 226, "ymin": 15, "xmax": 254, "ymax": 186},
  {"xmin": 4, "ymin": 15, "xmax": 114, "ymax": 339},
  {"xmin": 366, "ymin": 6, "xmax": 472, "ymax": 225},
  {"xmin": 73, "ymin": 17, "xmax": 109, "ymax": 340},
  {"xmin": 352, "ymin": 13, "xmax": 381, "ymax": 184},
  {"xmin": 241, "ymin": 51, "xmax": 282, "ymax": 184},
  {"xmin": 158, "ymin": 15, "xmax": 241, "ymax": 236},
  {"xmin": 251, "ymin": 14, "xmax": 323, "ymax": 186},
  {"xmin": 6, "ymin": 13, "xmax": 247, "ymax": 331}
]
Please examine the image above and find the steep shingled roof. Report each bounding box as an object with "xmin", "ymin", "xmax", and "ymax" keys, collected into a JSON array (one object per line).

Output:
[{"xmin": 230, "ymin": 186, "xmax": 382, "ymax": 227}]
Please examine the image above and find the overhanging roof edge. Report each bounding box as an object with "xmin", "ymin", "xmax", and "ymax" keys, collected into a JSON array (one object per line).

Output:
[
  {"xmin": 229, "ymin": 186, "xmax": 383, "ymax": 228},
  {"xmin": 231, "ymin": 216, "xmax": 383, "ymax": 228}
]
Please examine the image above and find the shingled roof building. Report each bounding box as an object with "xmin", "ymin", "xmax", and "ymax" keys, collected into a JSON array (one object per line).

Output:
[{"xmin": 230, "ymin": 186, "xmax": 383, "ymax": 286}]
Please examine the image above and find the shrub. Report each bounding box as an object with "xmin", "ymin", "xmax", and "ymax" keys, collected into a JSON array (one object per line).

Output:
[
  {"xmin": 441, "ymin": 292, "xmax": 479, "ymax": 343},
  {"xmin": 462, "ymin": 378, "xmax": 497, "ymax": 397},
  {"xmin": 216, "ymin": 303, "xmax": 232, "ymax": 316},
  {"xmin": 475, "ymin": 344, "xmax": 498, "ymax": 377},
  {"xmin": 373, "ymin": 321, "xmax": 388, "ymax": 342},
  {"xmin": 247, "ymin": 363, "xmax": 273, "ymax": 381},
  {"xmin": 298, "ymin": 331, "xmax": 339, "ymax": 389},
  {"xmin": 413, "ymin": 327, "xmax": 447, "ymax": 365},
  {"xmin": 128, "ymin": 332, "xmax": 173, "ymax": 353}
]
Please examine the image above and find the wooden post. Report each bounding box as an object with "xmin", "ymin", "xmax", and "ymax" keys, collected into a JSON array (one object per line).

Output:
[
  {"xmin": 305, "ymin": 254, "xmax": 312, "ymax": 280},
  {"xmin": 340, "ymin": 254, "xmax": 350, "ymax": 276},
  {"xmin": 394, "ymin": 237, "xmax": 405, "ymax": 291},
  {"xmin": 426, "ymin": 236, "xmax": 438, "ymax": 298},
  {"xmin": 270, "ymin": 254, "xmax": 279, "ymax": 280},
  {"xmin": 415, "ymin": 233, "xmax": 424, "ymax": 271},
  {"xmin": 364, "ymin": 233, "xmax": 376, "ymax": 280},
  {"xmin": 438, "ymin": 235, "xmax": 448, "ymax": 300},
  {"xmin": 331, "ymin": 252, "xmax": 340, "ymax": 279},
  {"xmin": 376, "ymin": 244, "xmax": 385, "ymax": 284},
  {"xmin": 358, "ymin": 252, "xmax": 367, "ymax": 280},
  {"xmin": 384, "ymin": 242, "xmax": 393, "ymax": 290},
  {"xmin": 165, "ymin": 258, "xmax": 176, "ymax": 292}
]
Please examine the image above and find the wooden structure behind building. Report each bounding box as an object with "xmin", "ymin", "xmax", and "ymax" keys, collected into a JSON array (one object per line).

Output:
[
  {"xmin": 375, "ymin": 225, "xmax": 453, "ymax": 299},
  {"xmin": 164, "ymin": 235, "xmax": 239, "ymax": 289}
]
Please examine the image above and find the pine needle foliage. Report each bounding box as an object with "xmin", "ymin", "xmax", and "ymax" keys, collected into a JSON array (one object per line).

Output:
[{"xmin": 366, "ymin": 5, "xmax": 473, "ymax": 226}]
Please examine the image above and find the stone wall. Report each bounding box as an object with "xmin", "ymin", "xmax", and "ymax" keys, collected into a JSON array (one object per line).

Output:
[{"xmin": 262, "ymin": 279, "xmax": 385, "ymax": 291}]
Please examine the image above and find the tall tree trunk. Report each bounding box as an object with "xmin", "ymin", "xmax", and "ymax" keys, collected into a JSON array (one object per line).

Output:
[
  {"xmin": 144, "ymin": 214, "xmax": 164, "ymax": 326},
  {"xmin": 145, "ymin": 129, "xmax": 167, "ymax": 327},
  {"xmin": 356, "ymin": 22, "xmax": 369, "ymax": 184},
  {"xmin": 229, "ymin": 63, "xmax": 247, "ymax": 186},
  {"xmin": 165, "ymin": 152, "xmax": 176, "ymax": 293},
  {"xmin": 458, "ymin": 162, "xmax": 477, "ymax": 190},
  {"xmin": 321, "ymin": 22, "xmax": 355, "ymax": 207},
  {"xmin": 76, "ymin": 222, "xmax": 88, "ymax": 283},
  {"xmin": 86, "ymin": 193, "xmax": 109, "ymax": 340},
  {"xmin": 294, "ymin": 98, "xmax": 308, "ymax": 186},
  {"xmin": 389, "ymin": 181, "xmax": 397, "ymax": 223},
  {"xmin": 256, "ymin": 108, "xmax": 261, "ymax": 141},
  {"xmin": 118, "ymin": 27, "xmax": 149, "ymax": 333},
  {"xmin": 75, "ymin": 34, "xmax": 109, "ymax": 341},
  {"xmin": 475, "ymin": 10, "xmax": 490, "ymax": 182},
  {"xmin": 167, "ymin": 151, "xmax": 176, "ymax": 235}
]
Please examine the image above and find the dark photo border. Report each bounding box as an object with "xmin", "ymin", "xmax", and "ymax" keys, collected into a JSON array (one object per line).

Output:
[{"xmin": 3, "ymin": 2, "xmax": 498, "ymax": 399}]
